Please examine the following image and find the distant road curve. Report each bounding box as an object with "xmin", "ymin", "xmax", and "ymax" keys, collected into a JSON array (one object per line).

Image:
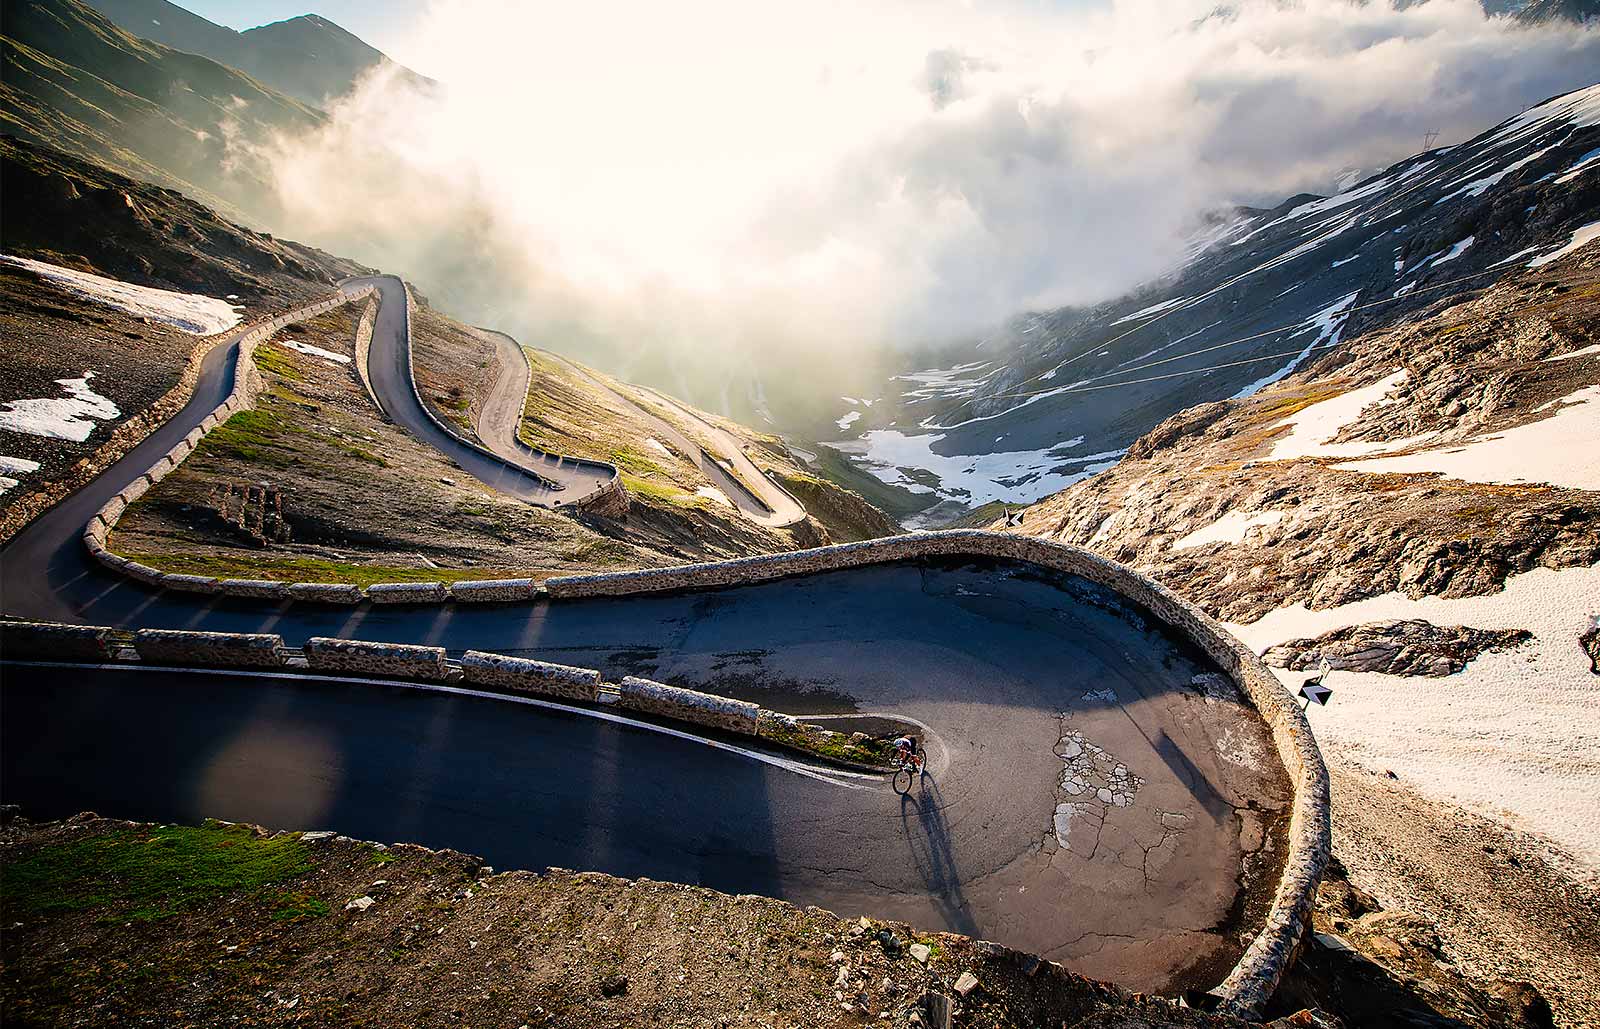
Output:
[
  {"xmin": 344, "ymin": 276, "xmax": 615, "ymax": 508},
  {"xmin": 470, "ymin": 326, "xmax": 616, "ymax": 498},
  {"xmin": 535, "ymin": 349, "xmax": 806, "ymax": 528}
]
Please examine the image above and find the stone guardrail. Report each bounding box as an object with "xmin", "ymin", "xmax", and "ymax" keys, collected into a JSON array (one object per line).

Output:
[
  {"xmin": 396, "ymin": 284, "xmax": 627, "ymax": 516},
  {"xmin": 81, "ymin": 288, "xmax": 375, "ymax": 595},
  {"xmin": 305, "ymin": 637, "xmax": 449, "ymax": 680},
  {"xmin": 540, "ymin": 529, "xmax": 1328, "ymax": 1018},
  {"xmin": 617, "ymin": 676, "xmax": 762, "ymax": 734},
  {"xmin": 130, "ymin": 628, "xmax": 289, "ymax": 668},
  {"xmin": 460, "ymin": 651, "xmax": 602, "ymax": 702},
  {"xmin": 0, "ymin": 620, "xmax": 118, "ymax": 661},
  {"xmin": 352, "ymin": 294, "xmax": 384, "ymax": 416},
  {"xmin": 71, "ymin": 519, "xmax": 1324, "ymax": 1011}
]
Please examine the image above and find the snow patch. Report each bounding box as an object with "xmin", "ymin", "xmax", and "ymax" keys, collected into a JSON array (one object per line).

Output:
[
  {"xmin": 0, "ymin": 454, "xmax": 42, "ymax": 495},
  {"xmin": 1432, "ymin": 235, "xmax": 1475, "ymax": 266},
  {"xmin": 1171, "ymin": 510, "xmax": 1284, "ymax": 550},
  {"xmin": 836, "ymin": 411, "xmax": 861, "ymax": 430},
  {"xmin": 1526, "ymin": 220, "xmax": 1600, "ymax": 269},
  {"xmin": 1, "ymin": 255, "xmax": 244, "ymax": 334},
  {"xmin": 280, "ymin": 340, "xmax": 351, "ymax": 365},
  {"xmin": 694, "ymin": 486, "xmax": 734, "ymax": 507},
  {"xmin": 1335, "ymin": 385, "xmax": 1600, "ymax": 491},
  {"xmin": 1544, "ymin": 343, "xmax": 1600, "ymax": 363},
  {"xmin": 832, "ymin": 430, "xmax": 1120, "ymax": 508},
  {"xmin": 1267, "ymin": 369, "xmax": 1430, "ymax": 461},
  {"xmin": 1227, "ymin": 564, "xmax": 1600, "ymax": 866},
  {"xmin": 1230, "ymin": 292, "xmax": 1359, "ymax": 400},
  {"xmin": 0, "ymin": 371, "xmax": 121, "ymax": 442}
]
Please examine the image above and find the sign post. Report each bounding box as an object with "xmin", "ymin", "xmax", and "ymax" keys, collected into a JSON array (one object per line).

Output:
[{"xmin": 1298, "ymin": 658, "xmax": 1333, "ymax": 710}]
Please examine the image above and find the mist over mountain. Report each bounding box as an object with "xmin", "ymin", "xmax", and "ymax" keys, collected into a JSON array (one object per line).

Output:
[{"xmin": 80, "ymin": 0, "xmax": 435, "ymax": 106}]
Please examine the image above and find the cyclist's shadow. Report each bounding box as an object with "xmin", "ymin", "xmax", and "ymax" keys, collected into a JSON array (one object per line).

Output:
[{"xmin": 897, "ymin": 773, "xmax": 979, "ymax": 937}]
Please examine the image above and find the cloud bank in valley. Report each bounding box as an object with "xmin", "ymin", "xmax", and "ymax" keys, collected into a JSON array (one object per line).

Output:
[{"xmin": 256, "ymin": 0, "xmax": 1600, "ymax": 395}]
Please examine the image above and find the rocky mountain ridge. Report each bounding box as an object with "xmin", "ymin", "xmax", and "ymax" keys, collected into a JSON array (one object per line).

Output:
[{"xmin": 828, "ymin": 82, "xmax": 1600, "ymax": 525}]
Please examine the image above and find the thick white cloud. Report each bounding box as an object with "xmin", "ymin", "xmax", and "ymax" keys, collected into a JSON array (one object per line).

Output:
[{"xmin": 254, "ymin": 0, "xmax": 1600, "ymax": 387}]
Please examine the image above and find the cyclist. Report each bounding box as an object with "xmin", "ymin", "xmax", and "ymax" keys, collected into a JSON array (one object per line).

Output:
[{"xmin": 892, "ymin": 735, "xmax": 924, "ymax": 775}]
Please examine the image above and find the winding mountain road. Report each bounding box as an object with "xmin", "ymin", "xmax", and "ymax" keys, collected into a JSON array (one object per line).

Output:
[
  {"xmin": 539, "ymin": 349, "xmax": 807, "ymax": 528},
  {"xmin": 0, "ymin": 281, "xmax": 1290, "ymax": 995},
  {"xmin": 349, "ymin": 276, "xmax": 610, "ymax": 507}
]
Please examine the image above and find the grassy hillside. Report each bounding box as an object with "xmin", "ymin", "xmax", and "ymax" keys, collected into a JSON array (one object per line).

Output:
[
  {"xmin": 1, "ymin": 0, "xmax": 320, "ymax": 221},
  {"xmin": 84, "ymin": 0, "xmax": 436, "ymax": 107}
]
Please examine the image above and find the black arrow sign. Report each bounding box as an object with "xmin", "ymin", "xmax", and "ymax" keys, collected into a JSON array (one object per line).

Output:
[{"xmin": 1299, "ymin": 680, "xmax": 1333, "ymax": 707}]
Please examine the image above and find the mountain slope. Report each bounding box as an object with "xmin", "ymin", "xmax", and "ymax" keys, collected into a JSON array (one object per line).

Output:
[
  {"xmin": 827, "ymin": 83, "xmax": 1600, "ymax": 525},
  {"xmin": 81, "ymin": 0, "xmax": 435, "ymax": 106},
  {"xmin": 0, "ymin": 0, "xmax": 322, "ymax": 219}
]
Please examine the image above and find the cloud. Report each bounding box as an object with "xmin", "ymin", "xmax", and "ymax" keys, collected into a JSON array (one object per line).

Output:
[{"xmin": 253, "ymin": 0, "xmax": 1600, "ymax": 406}]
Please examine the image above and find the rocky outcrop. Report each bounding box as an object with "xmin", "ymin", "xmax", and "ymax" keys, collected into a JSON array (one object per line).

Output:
[
  {"xmin": 1262, "ymin": 620, "xmax": 1532, "ymax": 677},
  {"xmin": 1581, "ymin": 617, "xmax": 1600, "ymax": 675}
]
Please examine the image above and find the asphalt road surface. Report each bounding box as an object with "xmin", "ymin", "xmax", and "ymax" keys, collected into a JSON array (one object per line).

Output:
[
  {"xmin": 0, "ymin": 281, "xmax": 1290, "ymax": 993},
  {"xmin": 471, "ymin": 326, "xmax": 616, "ymax": 501},
  {"xmin": 348, "ymin": 276, "xmax": 590, "ymax": 506}
]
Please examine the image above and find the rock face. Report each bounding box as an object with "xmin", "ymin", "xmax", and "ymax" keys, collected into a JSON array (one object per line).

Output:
[
  {"xmin": 1580, "ymin": 618, "xmax": 1600, "ymax": 674},
  {"xmin": 1262, "ymin": 620, "xmax": 1532, "ymax": 677}
]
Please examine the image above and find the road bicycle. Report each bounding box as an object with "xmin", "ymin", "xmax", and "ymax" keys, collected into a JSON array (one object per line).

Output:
[{"xmin": 891, "ymin": 750, "xmax": 924, "ymax": 794}]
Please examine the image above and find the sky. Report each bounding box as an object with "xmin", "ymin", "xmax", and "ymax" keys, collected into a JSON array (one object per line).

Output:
[{"xmin": 209, "ymin": 0, "xmax": 1600, "ymax": 410}]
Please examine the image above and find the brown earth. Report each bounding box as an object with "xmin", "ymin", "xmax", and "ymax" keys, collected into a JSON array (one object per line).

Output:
[{"xmin": 0, "ymin": 814, "xmax": 1291, "ymax": 1029}]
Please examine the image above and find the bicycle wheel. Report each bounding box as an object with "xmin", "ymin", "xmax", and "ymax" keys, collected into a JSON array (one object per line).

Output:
[{"xmin": 892, "ymin": 765, "xmax": 914, "ymax": 794}]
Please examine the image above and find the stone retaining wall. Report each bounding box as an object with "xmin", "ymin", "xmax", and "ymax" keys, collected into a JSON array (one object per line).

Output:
[
  {"xmin": 617, "ymin": 676, "xmax": 761, "ymax": 735},
  {"xmin": 460, "ymin": 651, "xmax": 602, "ymax": 702},
  {"xmin": 448, "ymin": 578, "xmax": 539, "ymax": 603},
  {"xmin": 1, "ymin": 620, "xmax": 117, "ymax": 661},
  {"xmin": 304, "ymin": 637, "xmax": 449, "ymax": 680},
  {"xmin": 352, "ymin": 295, "xmax": 383, "ymax": 416},
  {"xmin": 130, "ymin": 628, "xmax": 288, "ymax": 668},
  {"xmin": 544, "ymin": 529, "xmax": 1328, "ymax": 1018}
]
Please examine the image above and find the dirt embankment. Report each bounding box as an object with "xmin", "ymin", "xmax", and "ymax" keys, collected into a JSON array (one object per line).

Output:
[{"xmin": 1, "ymin": 814, "xmax": 1288, "ymax": 1029}]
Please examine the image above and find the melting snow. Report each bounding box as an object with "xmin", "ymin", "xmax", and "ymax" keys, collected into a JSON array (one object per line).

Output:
[
  {"xmin": 1555, "ymin": 146, "xmax": 1600, "ymax": 185},
  {"xmin": 1227, "ymin": 563, "xmax": 1600, "ymax": 865},
  {"xmin": 1, "ymin": 255, "xmax": 244, "ymax": 334},
  {"xmin": 1526, "ymin": 220, "xmax": 1600, "ymax": 269},
  {"xmin": 836, "ymin": 411, "xmax": 861, "ymax": 430},
  {"xmin": 834, "ymin": 430, "xmax": 1121, "ymax": 507},
  {"xmin": 1267, "ymin": 369, "xmax": 1432, "ymax": 461},
  {"xmin": 280, "ymin": 340, "xmax": 351, "ymax": 365},
  {"xmin": 1110, "ymin": 296, "xmax": 1191, "ymax": 325},
  {"xmin": 1336, "ymin": 384, "xmax": 1600, "ymax": 491},
  {"xmin": 1230, "ymin": 292, "xmax": 1359, "ymax": 400},
  {"xmin": 1432, "ymin": 236, "xmax": 1475, "ymax": 265},
  {"xmin": 0, "ymin": 371, "xmax": 121, "ymax": 442},
  {"xmin": 894, "ymin": 361, "xmax": 993, "ymax": 403},
  {"xmin": 1544, "ymin": 343, "xmax": 1600, "ymax": 363},
  {"xmin": 0, "ymin": 454, "xmax": 41, "ymax": 495},
  {"xmin": 1171, "ymin": 510, "xmax": 1285, "ymax": 550}
]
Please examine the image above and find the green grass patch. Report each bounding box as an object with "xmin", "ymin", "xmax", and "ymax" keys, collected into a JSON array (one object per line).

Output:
[
  {"xmin": 117, "ymin": 550, "xmax": 521, "ymax": 587},
  {"xmin": 621, "ymin": 472, "xmax": 708, "ymax": 508},
  {"xmin": 759, "ymin": 719, "xmax": 897, "ymax": 768},
  {"xmin": 253, "ymin": 345, "xmax": 303, "ymax": 381},
  {"xmin": 611, "ymin": 447, "xmax": 670, "ymax": 478},
  {"xmin": 271, "ymin": 890, "xmax": 329, "ymax": 923},
  {"xmin": 195, "ymin": 407, "xmax": 299, "ymax": 467},
  {"xmin": 2, "ymin": 822, "xmax": 314, "ymax": 923}
]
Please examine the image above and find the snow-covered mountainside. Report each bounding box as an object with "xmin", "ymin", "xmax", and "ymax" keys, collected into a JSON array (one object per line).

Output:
[{"xmin": 828, "ymin": 83, "xmax": 1600, "ymax": 525}]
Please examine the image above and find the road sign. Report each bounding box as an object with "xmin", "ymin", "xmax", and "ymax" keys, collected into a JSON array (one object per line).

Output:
[
  {"xmin": 1004, "ymin": 507, "xmax": 1024, "ymax": 527},
  {"xmin": 1299, "ymin": 680, "xmax": 1333, "ymax": 707}
]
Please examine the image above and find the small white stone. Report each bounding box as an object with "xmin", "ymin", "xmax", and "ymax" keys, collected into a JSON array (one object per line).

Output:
[{"xmin": 908, "ymin": 943, "xmax": 931, "ymax": 964}]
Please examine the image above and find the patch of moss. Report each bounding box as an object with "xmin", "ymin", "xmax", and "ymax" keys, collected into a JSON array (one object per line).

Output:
[
  {"xmin": 194, "ymin": 407, "xmax": 298, "ymax": 467},
  {"xmin": 118, "ymin": 550, "xmax": 521, "ymax": 587},
  {"xmin": 271, "ymin": 890, "xmax": 329, "ymax": 923},
  {"xmin": 2, "ymin": 822, "xmax": 314, "ymax": 923},
  {"xmin": 621, "ymin": 472, "xmax": 708, "ymax": 508},
  {"xmin": 253, "ymin": 344, "xmax": 303, "ymax": 381}
]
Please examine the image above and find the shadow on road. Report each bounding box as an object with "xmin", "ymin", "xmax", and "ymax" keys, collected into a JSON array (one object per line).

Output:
[
  {"xmin": 898, "ymin": 774, "xmax": 979, "ymax": 938},
  {"xmin": 1154, "ymin": 729, "xmax": 1229, "ymax": 819}
]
